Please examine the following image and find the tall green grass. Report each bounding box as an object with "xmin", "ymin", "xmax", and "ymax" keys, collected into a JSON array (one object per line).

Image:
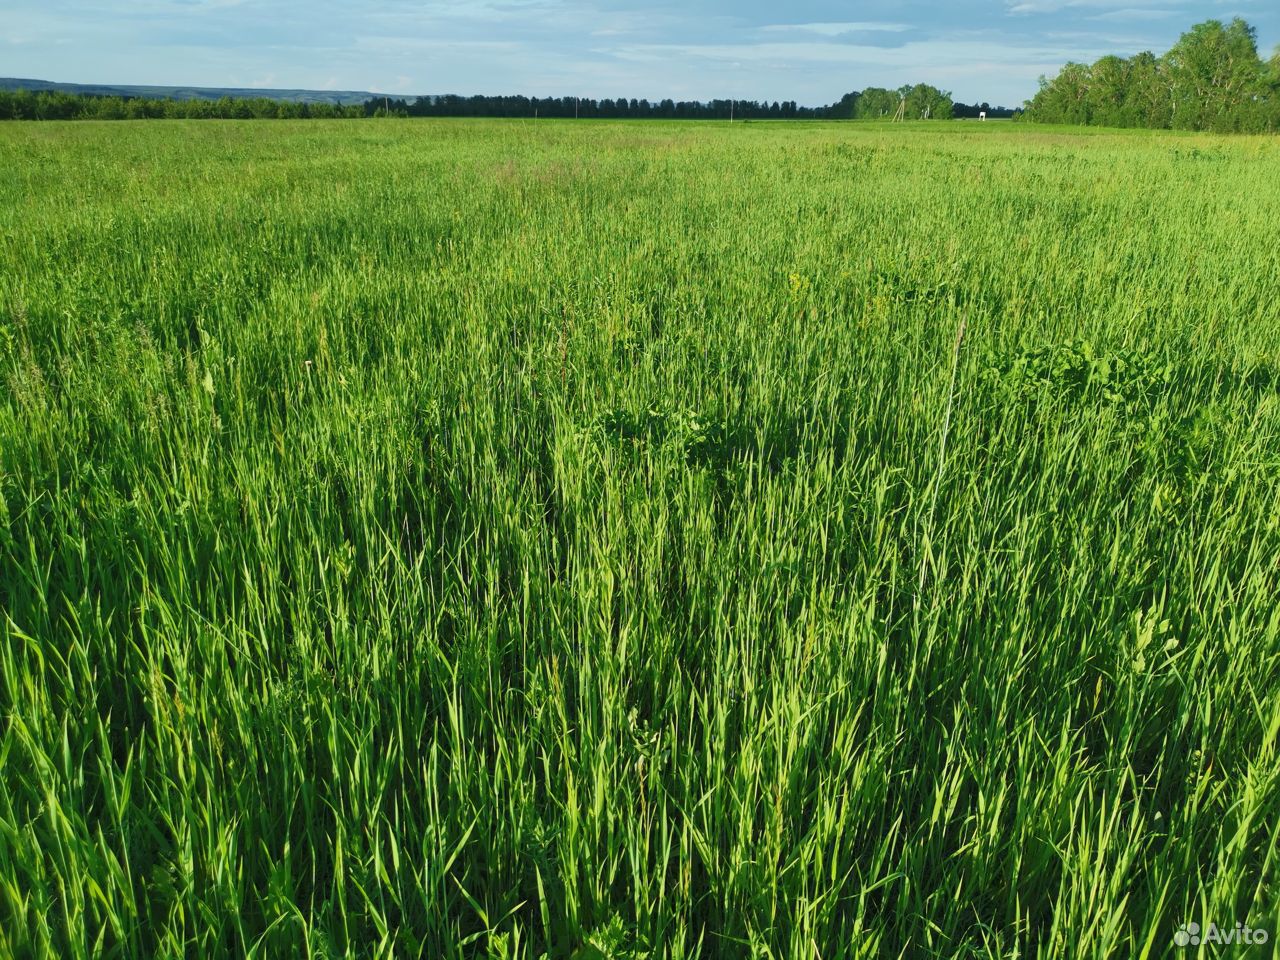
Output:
[{"xmin": 1, "ymin": 118, "xmax": 1278, "ymax": 958}]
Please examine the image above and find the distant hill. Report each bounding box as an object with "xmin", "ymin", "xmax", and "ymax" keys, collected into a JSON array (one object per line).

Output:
[{"xmin": 0, "ymin": 77, "xmax": 392, "ymax": 107}]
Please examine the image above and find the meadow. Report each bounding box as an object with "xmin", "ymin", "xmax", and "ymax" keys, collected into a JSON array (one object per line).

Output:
[{"xmin": 1, "ymin": 118, "xmax": 1279, "ymax": 958}]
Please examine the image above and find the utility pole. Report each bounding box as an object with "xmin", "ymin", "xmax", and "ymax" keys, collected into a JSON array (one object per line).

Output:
[
  {"xmin": 575, "ymin": 97, "xmax": 579, "ymax": 119},
  {"xmin": 730, "ymin": 99, "xmax": 734, "ymax": 122}
]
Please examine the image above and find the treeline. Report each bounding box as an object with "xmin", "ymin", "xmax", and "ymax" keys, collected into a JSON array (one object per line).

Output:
[
  {"xmin": 953, "ymin": 102, "xmax": 1019, "ymax": 119},
  {"xmin": 371, "ymin": 95, "xmax": 822, "ymax": 119},
  {"xmin": 0, "ymin": 89, "xmax": 364, "ymax": 120},
  {"xmin": 383, "ymin": 84, "xmax": 955, "ymax": 120},
  {"xmin": 1, "ymin": 83, "xmax": 958, "ymax": 122},
  {"xmin": 834, "ymin": 85, "xmax": 955, "ymax": 121},
  {"xmin": 1026, "ymin": 18, "xmax": 1280, "ymax": 132}
]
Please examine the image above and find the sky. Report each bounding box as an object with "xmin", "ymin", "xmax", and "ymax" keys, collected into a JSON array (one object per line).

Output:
[{"xmin": 4, "ymin": 1, "xmax": 1278, "ymax": 108}]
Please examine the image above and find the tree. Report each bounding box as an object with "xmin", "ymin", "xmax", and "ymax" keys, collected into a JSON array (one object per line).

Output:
[
  {"xmin": 1125, "ymin": 51, "xmax": 1171, "ymax": 128},
  {"xmin": 1026, "ymin": 18, "xmax": 1272, "ymax": 131},
  {"xmin": 902, "ymin": 83, "xmax": 952, "ymax": 120},
  {"xmin": 1262, "ymin": 47, "xmax": 1280, "ymax": 131},
  {"xmin": 1084, "ymin": 55, "xmax": 1131, "ymax": 127},
  {"xmin": 829, "ymin": 91, "xmax": 860, "ymax": 119},
  {"xmin": 854, "ymin": 87, "xmax": 898, "ymax": 119},
  {"xmin": 1163, "ymin": 18, "xmax": 1264, "ymax": 132},
  {"xmin": 1026, "ymin": 62, "xmax": 1092, "ymax": 124}
]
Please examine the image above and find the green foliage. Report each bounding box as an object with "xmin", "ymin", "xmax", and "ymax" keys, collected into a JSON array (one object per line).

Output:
[
  {"xmin": 850, "ymin": 85, "xmax": 953, "ymax": 120},
  {"xmin": 0, "ymin": 86, "xmax": 957, "ymax": 123},
  {"xmin": 1026, "ymin": 17, "xmax": 1280, "ymax": 132},
  {"xmin": 0, "ymin": 119, "xmax": 1279, "ymax": 958},
  {"xmin": 0, "ymin": 88, "xmax": 367, "ymax": 120},
  {"xmin": 986, "ymin": 341, "xmax": 1172, "ymax": 412},
  {"xmin": 1165, "ymin": 19, "xmax": 1269, "ymax": 131}
]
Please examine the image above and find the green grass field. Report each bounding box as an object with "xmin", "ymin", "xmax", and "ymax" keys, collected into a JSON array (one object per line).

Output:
[{"xmin": 1, "ymin": 118, "xmax": 1279, "ymax": 958}]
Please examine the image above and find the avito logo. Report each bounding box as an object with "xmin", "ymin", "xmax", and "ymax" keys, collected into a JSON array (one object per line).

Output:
[{"xmin": 1174, "ymin": 922, "xmax": 1269, "ymax": 948}]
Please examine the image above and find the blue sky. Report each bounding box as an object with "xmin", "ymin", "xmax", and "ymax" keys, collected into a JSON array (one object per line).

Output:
[{"xmin": 5, "ymin": 1, "xmax": 1277, "ymax": 107}]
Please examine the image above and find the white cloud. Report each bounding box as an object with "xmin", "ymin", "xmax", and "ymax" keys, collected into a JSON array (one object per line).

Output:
[
  {"xmin": 1007, "ymin": 0, "xmax": 1182, "ymax": 13},
  {"xmin": 611, "ymin": 37, "xmax": 1110, "ymax": 69},
  {"xmin": 759, "ymin": 22, "xmax": 912, "ymax": 37},
  {"xmin": 1088, "ymin": 7, "xmax": 1181, "ymax": 20}
]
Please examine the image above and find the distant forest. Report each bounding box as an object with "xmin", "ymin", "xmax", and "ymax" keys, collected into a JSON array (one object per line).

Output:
[
  {"xmin": 1026, "ymin": 18, "xmax": 1280, "ymax": 132},
  {"xmin": 0, "ymin": 83, "xmax": 1018, "ymax": 122},
  {"xmin": 0, "ymin": 91, "xmax": 365, "ymax": 120},
  {"xmin": 367, "ymin": 87, "xmax": 1013, "ymax": 121}
]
